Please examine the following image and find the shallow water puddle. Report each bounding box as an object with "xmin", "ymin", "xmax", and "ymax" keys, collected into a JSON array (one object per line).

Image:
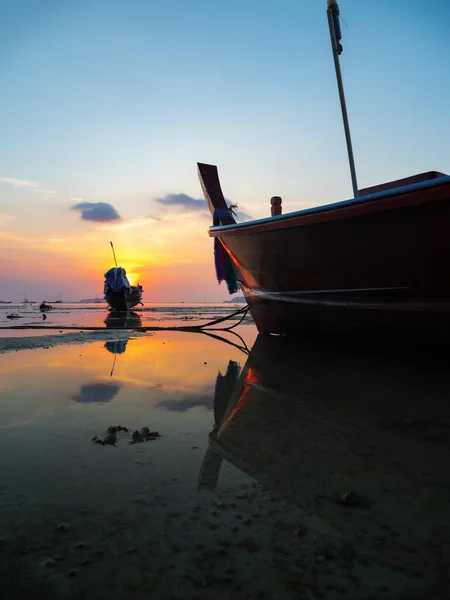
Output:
[{"xmin": 1, "ymin": 332, "xmax": 449, "ymax": 599}]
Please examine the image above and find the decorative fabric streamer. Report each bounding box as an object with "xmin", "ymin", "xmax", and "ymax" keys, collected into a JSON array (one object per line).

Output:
[{"xmin": 213, "ymin": 209, "xmax": 239, "ymax": 295}]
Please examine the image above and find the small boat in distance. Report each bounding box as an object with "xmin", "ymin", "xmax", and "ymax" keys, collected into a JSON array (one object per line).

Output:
[
  {"xmin": 40, "ymin": 301, "xmax": 53, "ymax": 311},
  {"xmin": 104, "ymin": 242, "xmax": 144, "ymax": 311},
  {"xmin": 198, "ymin": 1, "xmax": 450, "ymax": 341}
]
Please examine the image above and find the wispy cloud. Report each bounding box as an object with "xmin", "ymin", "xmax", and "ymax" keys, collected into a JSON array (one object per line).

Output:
[
  {"xmin": 105, "ymin": 216, "xmax": 161, "ymax": 231},
  {"xmin": 0, "ymin": 176, "xmax": 40, "ymax": 189},
  {"xmin": 231, "ymin": 205, "xmax": 252, "ymax": 221},
  {"xmin": 32, "ymin": 188, "xmax": 56, "ymax": 195},
  {"xmin": 155, "ymin": 192, "xmax": 252, "ymax": 221},
  {"xmin": 156, "ymin": 193, "xmax": 207, "ymax": 212},
  {"xmin": 0, "ymin": 176, "xmax": 56, "ymax": 198},
  {"xmin": 48, "ymin": 237, "xmax": 71, "ymax": 244},
  {"xmin": 0, "ymin": 213, "xmax": 14, "ymax": 226},
  {"xmin": 71, "ymin": 201, "xmax": 121, "ymax": 222}
]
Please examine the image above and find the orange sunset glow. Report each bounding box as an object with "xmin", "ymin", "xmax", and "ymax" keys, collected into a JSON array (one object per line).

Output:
[{"xmin": 0, "ymin": 206, "xmax": 241, "ymax": 302}]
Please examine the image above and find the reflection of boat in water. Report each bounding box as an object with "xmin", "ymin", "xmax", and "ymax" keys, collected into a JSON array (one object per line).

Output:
[
  {"xmin": 203, "ymin": 335, "xmax": 450, "ymax": 492},
  {"xmin": 104, "ymin": 339, "xmax": 128, "ymax": 376},
  {"xmin": 104, "ymin": 311, "xmax": 142, "ymax": 329},
  {"xmin": 104, "ymin": 339, "xmax": 128, "ymax": 355},
  {"xmin": 103, "ymin": 311, "xmax": 142, "ymax": 375},
  {"xmin": 199, "ymin": 334, "xmax": 450, "ymax": 591},
  {"xmin": 198, "ymin": 361, "xmax": 240, "ymax": 490}
]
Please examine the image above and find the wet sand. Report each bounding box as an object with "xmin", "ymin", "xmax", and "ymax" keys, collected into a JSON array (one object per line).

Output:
[
  {"xmin": 0, "ymin": 330, "xmax": 144, "ymax": 354},
  {"xmin": 0, "ymin": 308, "xmax": 449, "ymax": 599}
]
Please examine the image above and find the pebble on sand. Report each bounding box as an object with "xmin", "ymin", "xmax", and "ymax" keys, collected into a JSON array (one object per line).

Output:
[
  {"xmin": 92, "ymin": 426, "xmax": 161, "ymax": 445},
  {"xmin": 39, "ymin": 557, "xmax": 56, "ymax": 568},
  {"xmin": 335, "ymin": 490, "xmax": 370, "ymax": 508},
  {"xmin": 107, "ymin": 425, "xmax": 128, "ymax": 434},
  {"xmin": 67, "ymin": 568, "xmax": 79, "ymax": 577},
  {"xmin": 91, "ymin": 433, "xmax": 116, "ymax": 446},
  {"xmin": 130, "ymin": 428, "xmax": 161, "ymax": 443}
]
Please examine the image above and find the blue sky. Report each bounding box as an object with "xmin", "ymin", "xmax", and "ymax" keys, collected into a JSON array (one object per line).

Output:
[{"xmin": 0, "ymin": 0, "xmax": 449, "ymax": 301}]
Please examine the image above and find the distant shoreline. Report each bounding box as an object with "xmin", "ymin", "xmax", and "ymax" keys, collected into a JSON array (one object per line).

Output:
[{"xmin": 223, "ymin": 296, "xmax": 246, "ymax": 304}]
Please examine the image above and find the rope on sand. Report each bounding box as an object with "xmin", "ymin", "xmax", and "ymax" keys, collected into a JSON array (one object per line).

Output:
[{"xmin": 0, "ymin": 306, "xmax": 250, "ymax": 333}]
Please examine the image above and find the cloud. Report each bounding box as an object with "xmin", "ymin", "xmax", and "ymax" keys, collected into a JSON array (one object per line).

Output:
[
  {"xmin": 0, "ymin": 213, "xmax": 14, "ymax": 226},
  {"xmin": 106, "ymin": 216, "xmax": 161, "ymax": 231},
  {"xmin": 156, "ymin": 193, "xmax": 207, "ymax": 212},
  {"xmin": 47, "ymin": 237, "xmax": 69, "ymax": 243},
  {"xmin": 71, "ymin": 382, "xmax": 121, "ymax": 403},
  {"xmin": 71, "ymin": 201, "xmax": 121, "ymax": 222},
  {"xmin": 32, "ymin": 188, "xmax": 55, "ymax": 195},
  {"xmin": 0, "ymin": 176, "xmax": 56, "ymax": 197},
  {"xmin": 156, "ymin": 387, "xmax": 215, "ymax": 412},
  {"xmin": 155, "ymin": 192, "xmax": 252, "ymax": 222},
  {"xmin": 232, "ymin": 205, "xmax": 252, "ymax": 221},
  {"xmin": 0, "ymin": 176, "xmax": 40, "ymax": 189}
]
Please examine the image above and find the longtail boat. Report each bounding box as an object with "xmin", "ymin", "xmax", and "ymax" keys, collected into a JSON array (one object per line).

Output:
[
  {"xmin": 104, "ymin": 242, "xmax": 144, "ymax": 311},
  {"xmin": 198, "ymin": 1, "xmax": 450, "ymax": 339},
  {"xmin": 104, "ymin": 268, "xmax": 143, "ymax": 311}
]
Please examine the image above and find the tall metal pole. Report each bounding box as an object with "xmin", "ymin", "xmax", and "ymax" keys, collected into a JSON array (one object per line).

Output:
[{"xmin": 327, "ymin": 0, "xmax": 359, "ymax": 198}]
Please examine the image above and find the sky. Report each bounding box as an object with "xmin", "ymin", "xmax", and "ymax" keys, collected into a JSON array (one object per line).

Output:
[{"xmin": 1, "ymin": 0, "xmax": 449, "ymax": 302}]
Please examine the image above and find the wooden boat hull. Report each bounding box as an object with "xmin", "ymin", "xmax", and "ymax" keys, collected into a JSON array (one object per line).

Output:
[
  {"xmin": 198, "ymin": 163, "xmax": 450, "ymax": 339},
  {"xmin": 105, "ymin": 286, "xmax": 143, "ymax": 311}
]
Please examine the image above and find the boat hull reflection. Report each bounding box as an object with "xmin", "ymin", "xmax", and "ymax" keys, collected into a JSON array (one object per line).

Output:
[
  {"xmin": 104, "ymin": 311, "xmax": 142, "ymax": 329},
  {"xmin": 202, "ymin": 334, "xmax": 450, "ymax": 541}
]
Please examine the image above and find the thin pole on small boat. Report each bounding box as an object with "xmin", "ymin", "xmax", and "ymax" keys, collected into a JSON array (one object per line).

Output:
[
  {"xmin": 109, "ymin": 241, "xmax": 129, "ymax": 311},
  {"xmin": 327, "ymin": 0, "xmax": 359, "ymax": 198},
  {"xmin": 110, "ymin": 241, "xmax": 118, "ymax": 268}
]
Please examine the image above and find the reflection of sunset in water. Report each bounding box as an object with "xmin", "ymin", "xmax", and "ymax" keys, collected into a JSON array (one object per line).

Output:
[
  {"xmin": 0, "ymin": 331, "xmax": 254, "ymax": 420},
  {"xmin": 1, "ymin": 328, "xmax": 450, "ymax": 600}
]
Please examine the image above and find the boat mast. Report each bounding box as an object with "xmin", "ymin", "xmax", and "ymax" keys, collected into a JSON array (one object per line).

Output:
[
  {"xmin": 327, "ymin": 0, "xmax": 359, "ymax": 198},
  {"xmin": 110, "ymin": 241, "xmax": 118, "ymax": 268}
]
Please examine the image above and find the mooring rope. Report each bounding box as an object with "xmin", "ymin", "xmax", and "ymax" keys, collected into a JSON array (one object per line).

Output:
[{"xmin": 0, "ymin": 306, "xmax": 250, "ymax": 333}]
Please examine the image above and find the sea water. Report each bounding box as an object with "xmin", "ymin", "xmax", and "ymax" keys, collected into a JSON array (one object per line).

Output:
[{"xmin": 0, "ymin": 304, "xmax": 449, "ymax": 599}]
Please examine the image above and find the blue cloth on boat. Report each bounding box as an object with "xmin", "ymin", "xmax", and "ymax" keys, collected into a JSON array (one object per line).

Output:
[
  {"xmin": 213, "ymin": 209, "xmax": 232, "ymax": 223},
  {"xmin": 212, "ymin": 209, "xmax": 239, "ymax": 295},
  {"xmin": 104, "ymin": 267, "xmax": 131, "ymax": 294}
]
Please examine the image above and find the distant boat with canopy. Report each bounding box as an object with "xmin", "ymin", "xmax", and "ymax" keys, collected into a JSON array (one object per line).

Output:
[{"xmin": 103, "ymin": 242, "xmax": 144, "ymax": 311}]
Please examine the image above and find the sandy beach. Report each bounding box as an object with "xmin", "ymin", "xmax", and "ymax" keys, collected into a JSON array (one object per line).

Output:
[{"xmin": 1, "ymin": 304, "xmax": 449, "ymax": 599}]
